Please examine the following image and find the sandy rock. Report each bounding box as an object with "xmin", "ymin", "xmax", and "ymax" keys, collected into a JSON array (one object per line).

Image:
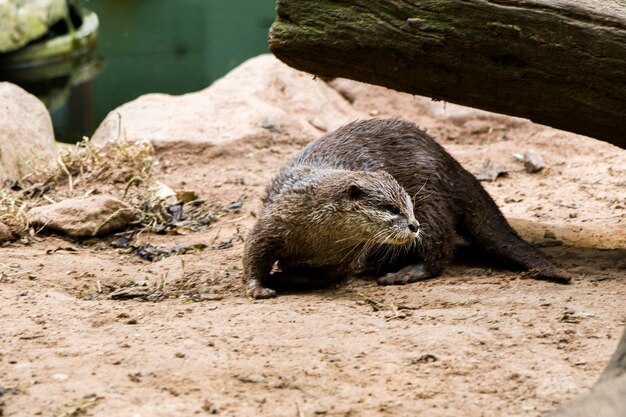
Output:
[
  {"xmin": 546, "ymin": 373, "xmax": 626, "ymax": 417},
  {"xmin": 327, "ymin": 78, "xmax": 526, "ymax": 128},
  {"xmin": 27, "ymin": 195, "xmax": 135, "ymax": 237},
  {"xmin": 0, "ymin": 0, "xmax": 67, "ymax": 52},
  {"xmin": 0, "ymin": 82, "xmax": 58, "ymax": 181},
  {"xmin": 0, "ymin": 221, "xmax": 12, "ymax": 243},
  {"xmin": 92, "ymin": 54, "xmax": 363, "ymax": 148}
]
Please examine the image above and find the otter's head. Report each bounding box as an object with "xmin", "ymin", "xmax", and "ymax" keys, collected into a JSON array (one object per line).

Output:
[{"xmin": 314, "ymin": 170, "xmax": 420, "ymax": 246}]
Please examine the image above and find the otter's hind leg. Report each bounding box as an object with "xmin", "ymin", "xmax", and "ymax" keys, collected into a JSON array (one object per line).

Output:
[
  {"xmin": 454, "ymin": 174, "xmax": 571, "ymax": 284},
  {"xmin": 377, "ymin": 200, "xmax": 456, "ymax": 286}
]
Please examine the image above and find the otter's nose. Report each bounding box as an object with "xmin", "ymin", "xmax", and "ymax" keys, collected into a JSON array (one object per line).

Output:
[{"xmin": 408, "ymin": 221, "xmax": 419, "ymax": 233}]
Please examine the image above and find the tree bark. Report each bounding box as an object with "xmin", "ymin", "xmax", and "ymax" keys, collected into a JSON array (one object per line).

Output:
[{"xmin": 269, "ymin": 0, "xmax": 626, "ymax": 148}]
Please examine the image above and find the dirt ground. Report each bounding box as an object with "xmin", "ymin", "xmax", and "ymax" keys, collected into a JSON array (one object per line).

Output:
[{"xmin": 1, "ymin": 86, "xmax": 625, "ymax": 417}]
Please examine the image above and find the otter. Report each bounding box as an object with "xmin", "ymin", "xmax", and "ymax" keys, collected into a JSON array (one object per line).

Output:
[{"xmin": 243, "ymin": 119, "xmax": 571, "ymax": 299}]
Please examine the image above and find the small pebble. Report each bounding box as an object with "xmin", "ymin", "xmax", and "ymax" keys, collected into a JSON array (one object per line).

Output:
[
  {"xmin": 523, "ymin": 149, "xmax": 546, "ymax": 173},
  {"xmin": 199, "ymin": 293, "xmax": 224, "ymax": 301},
  {"xmin": 413, "ymin": 354, "xmax": 438, "ymax": 364},
  {"xmin": 202, "ymin": 400, "xmax": 219, "ymax": 414},
  {"xmin": 260, "ymin": 117, "xmax": 282, "ymax": 133},
  {"xmin": 235, "ymin": 373, "xmax": 265, "ymax": 384},
  {"xmin": 128, "ymin": 373, "xmax": 142, "ymax": 383},
  {"xmin": 308, "ymin": 117, "xmax": 328, "ymax": 132},
  {"xmin": 543, "ymin": 231, "xmax": 557, "ymax": 239}
]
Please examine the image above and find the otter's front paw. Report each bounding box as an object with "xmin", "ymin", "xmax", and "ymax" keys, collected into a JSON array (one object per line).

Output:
[
  {"xmin": 248, "ymin": 286, "xmax": 277, "ymax": 299},
  {"xmin": 377, "ymin": 264, "xmax": 427, "ymax": 286}
]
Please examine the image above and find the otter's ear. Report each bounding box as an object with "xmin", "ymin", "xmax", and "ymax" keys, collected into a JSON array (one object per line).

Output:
[{"xmin": 346, "ymin": 184, "xmax": 363, "ymax": 200}]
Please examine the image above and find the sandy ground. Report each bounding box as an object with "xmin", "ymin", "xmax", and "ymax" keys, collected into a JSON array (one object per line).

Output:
[{"xmin": 1, "ymin": 87, "xmax": 625, "ymax": 417}]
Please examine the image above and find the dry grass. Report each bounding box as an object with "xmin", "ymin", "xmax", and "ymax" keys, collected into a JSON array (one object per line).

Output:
[
  {"xmin": 1, "ymin": 137, "xmax": 214, "ymax": 237},
  {"xmin": 47, "ymin": 136, "xmax": 154, "ymax": 187}
]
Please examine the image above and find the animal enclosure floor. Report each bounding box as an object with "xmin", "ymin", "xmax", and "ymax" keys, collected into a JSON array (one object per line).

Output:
[{"xmin": 1, "ymin": 108, "xmax": 625, "ymax": 417}]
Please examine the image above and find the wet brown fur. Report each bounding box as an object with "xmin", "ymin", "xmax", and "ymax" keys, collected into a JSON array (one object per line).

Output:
[{"xmin": 243, "ymin": 119, "xmax": 571, "ymax": 298}]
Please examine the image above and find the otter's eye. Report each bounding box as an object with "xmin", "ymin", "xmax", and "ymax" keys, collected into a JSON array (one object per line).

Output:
[{"xmin": 384, "ymin": 204, "xmax": 401, "ymax": 215}]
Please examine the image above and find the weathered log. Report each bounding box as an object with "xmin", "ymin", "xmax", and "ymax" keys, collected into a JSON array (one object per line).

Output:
[{"xmin": 269, "ymin": 0, "xmax": 626, "ymax": 148}]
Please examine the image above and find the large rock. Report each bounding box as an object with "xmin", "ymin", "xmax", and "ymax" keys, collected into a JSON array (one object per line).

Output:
[
  {"xmin": 0, "ymin": 82, "xmax": 58, "ymax": 181},
  {"xmin": 27, "ymin": 195, "xmax": 136, "ymax": 237},
  {"xmin": 0, "ymin": 0, "xmax": 67, "ymax": 53},
  {"xmin": 92, "ymin": 54, "xmax": 363, "ymax": 147}
]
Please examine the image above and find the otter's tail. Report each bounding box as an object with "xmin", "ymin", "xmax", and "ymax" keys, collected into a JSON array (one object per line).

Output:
[{"xmin": 454, "ymin": 175, "xmax": 571, "ymax": 284}]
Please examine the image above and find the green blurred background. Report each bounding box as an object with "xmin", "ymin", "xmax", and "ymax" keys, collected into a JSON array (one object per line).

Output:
[{"xmin": 17, "ymin": 0, "xmax": 276, "ymax": 142}]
